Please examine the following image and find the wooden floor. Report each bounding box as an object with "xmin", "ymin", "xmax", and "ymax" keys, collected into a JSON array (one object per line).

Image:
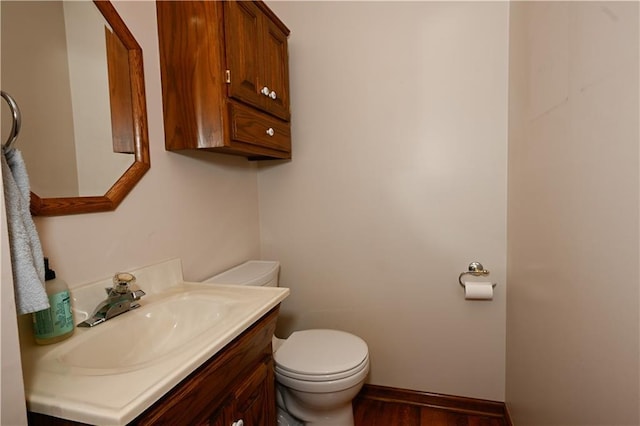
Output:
[{"xmin": 353, "ymin": 385, "xmax": 509, "ymax": 426}]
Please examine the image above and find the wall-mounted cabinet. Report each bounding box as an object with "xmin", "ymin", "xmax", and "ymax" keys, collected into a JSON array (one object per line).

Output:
[{"xmin": 156, "ymin": 0, "xmax": 291, "ymax": 160}]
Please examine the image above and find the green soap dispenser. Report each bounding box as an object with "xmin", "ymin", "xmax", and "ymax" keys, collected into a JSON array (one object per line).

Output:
[{"xmin": 32, "ymin": 258, "xmax": 75, "ymax": 345}]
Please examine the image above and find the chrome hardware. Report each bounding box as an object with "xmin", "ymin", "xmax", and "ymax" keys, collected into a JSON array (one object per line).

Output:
[
  {"xmin": 269, "ymin": 90, "xmax": 277, "ymax": 100},
  {"xmin": 468, "ymin": 262, "xmax": 486, "ymax": 274},
  {"xmin": 261, "ymin": 86, "xmax": 271, "ymax": 96},
  {"xmin": 266, "ymin": 128, "xmax": 275, "ymax": 137},
  {"xmin": 78, "ymin": 273, "xmax": 145, "ymax": 327},
  {"xmin": 232, "ymin": 420, "xmax": 244, "ymax": 426},
  {"xmin": 458, "ymin": 262, "xmax": 496, "ymax": 288},
  {"xmin": 1, "ymin": 91, "xmax": 21, "ymax": 151},
  {"xmin": 113, "ymin": 272, "xmax": 136, "ymax": 294}
]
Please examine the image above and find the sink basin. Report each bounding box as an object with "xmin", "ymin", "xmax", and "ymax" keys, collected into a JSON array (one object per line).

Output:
[
  {"xmin": 41, "ymin": 292, "xmax": 230, "ymax": 375},
  {"xmin": 21, "ymin": 259, "xmax": 289, "ymax": 426}
]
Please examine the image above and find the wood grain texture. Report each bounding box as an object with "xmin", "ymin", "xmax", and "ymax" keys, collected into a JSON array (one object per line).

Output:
[
  {"xmin": 223, "ymin": 357, "xmax": 277, "ymax": 426},
  {"xmin": 260, "ymin": 15, "xmax": 290, "ymax": 121},
  {"xmin": 354, "ymin": 385, "xmax": 509, "ymax": 426},
  {"xmin": 105, "ymin": 25, "xmax": 134, "ymax": 154},
  {"xmin": 156, "ymin": 0, "xmax": 227, "ymax": 151},
  {"xmin": 229, "ymin": 102, "xmax": 291, "ymax": 153},
  {"xmin": 156, "ymin": 0, "xmax": 291, "ymax": 159},
  {"xmin": 354, "ymin": 399, "xmax": 420, "ymax": 426},
  {"xmin": 224, "ymin": 1, "xmax": 290, "ymax": 122},
  {"xmin": 224, "ymin": 1, "xmax": 264, "ymax": 113}
]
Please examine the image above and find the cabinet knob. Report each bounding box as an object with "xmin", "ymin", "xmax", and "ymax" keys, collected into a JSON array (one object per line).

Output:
[
  {"xmin": 261, "ymin": 86, "xmax": 270, "ymax": 96},
  {"xmin": 269, "ymin": 90, "xmax": 277, "ymax": 100},
  {"xmin": 232, "ymin": 420, "xmax": 244, "ymax": 426},
  {"xmin": 265, "ymin": 128, "xmax": 275, "ymax": 137}
]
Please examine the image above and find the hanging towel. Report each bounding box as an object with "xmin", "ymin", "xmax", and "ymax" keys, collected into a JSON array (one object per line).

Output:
[{"xmin": 1, "ymin": 147, "xmax": 48, "ymax": 314}]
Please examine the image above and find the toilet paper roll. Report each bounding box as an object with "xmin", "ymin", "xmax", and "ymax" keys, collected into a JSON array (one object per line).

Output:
[{"xmin": 464, "ymin": 281, "xmax": 494, "ymax": 300}]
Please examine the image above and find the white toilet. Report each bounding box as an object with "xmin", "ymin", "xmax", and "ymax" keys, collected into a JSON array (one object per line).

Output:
[{"xmin": 205, "ymin": 261, "xmax": 370, "ymax": 426}]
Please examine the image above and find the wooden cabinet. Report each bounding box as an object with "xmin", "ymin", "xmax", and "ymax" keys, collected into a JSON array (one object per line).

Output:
[
  {"xmin": 156, "ymin": 1, "xmax": 291, "ymax": 160},
  {"xmin": 212, "ymin": 357, "xmax": 276, "ymax": 426},
  {"xmin": 28, "ymin": 306, "xmax": 280, "ymax": 426}
]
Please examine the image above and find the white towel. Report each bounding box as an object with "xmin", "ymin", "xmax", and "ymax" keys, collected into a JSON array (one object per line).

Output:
[{"xmin": 1, "ymin": 147, "xmax": 48, "ymax": 314}]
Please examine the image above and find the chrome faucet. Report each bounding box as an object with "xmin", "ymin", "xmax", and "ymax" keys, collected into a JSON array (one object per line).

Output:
[{"xmin": 78, "ymin": 272, "xmax": 145, "ymax": 328}]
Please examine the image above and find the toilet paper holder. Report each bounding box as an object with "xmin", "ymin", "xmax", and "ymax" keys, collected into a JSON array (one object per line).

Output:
[{"xmin": 458, "ymin": 262, "xmax": 497, "ymax": 288}]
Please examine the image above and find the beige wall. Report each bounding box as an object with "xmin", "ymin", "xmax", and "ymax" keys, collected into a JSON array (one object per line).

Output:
[
  {"xmin": 261, "ymin": 1, "xmax": 509, "ymax": 401},
  {"xmin": 1, "ymin": 189, "xmax": 28, "ymax": 426},
  {"xmin": 1, "ymin": 1, "xmax": 79, "ymax": 197},
  {"xmin": 506, "ymin": 2, "xmax": 640, "ymax": 424}
]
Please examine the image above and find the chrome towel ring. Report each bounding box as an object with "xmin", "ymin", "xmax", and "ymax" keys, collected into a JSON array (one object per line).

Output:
[{"xmin": 1, "ymin": 91, "xmax": 21, "ymax": 151}]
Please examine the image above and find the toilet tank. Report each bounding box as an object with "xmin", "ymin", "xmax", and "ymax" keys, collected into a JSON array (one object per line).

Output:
[{"xmin": 204, "ymin": 260, "xmax": 280, "ymax": 287}]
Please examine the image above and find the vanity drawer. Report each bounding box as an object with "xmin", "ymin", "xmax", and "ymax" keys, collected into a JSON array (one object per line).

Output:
[{"xmin": 228, "ymin": 102, "xmax": 291, "ymax": 154}]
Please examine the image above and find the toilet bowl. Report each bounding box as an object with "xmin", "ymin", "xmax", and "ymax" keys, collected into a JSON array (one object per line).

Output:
[
  {"xmin": 204, "ymin": 261, "xmax": 370, "ymax": 426},
  {"xmin": 273, "ymin": 329, "xmax": 369, "ymax": 426}
]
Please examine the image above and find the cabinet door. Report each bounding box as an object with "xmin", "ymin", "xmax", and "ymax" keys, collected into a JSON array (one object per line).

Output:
[
  {"xmin": 224, "ymin": 1, "xmax": 265, "ymax": 112},
  {"xmin": 224, "ymin": 1, "xmax": 290, "ymax": 122},
  {"xmin": 261, "ymin": 16, "xmax": 290, "ymax": 121},
  {"xmin": 227, "ymin": 358, "xmax": 277, "ymax": 426}
]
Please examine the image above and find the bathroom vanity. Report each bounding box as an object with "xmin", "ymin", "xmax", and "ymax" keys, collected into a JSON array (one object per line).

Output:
[
  {"xmin": 29, "ymin": 307, "xmax": 279, "ymax": 425},
  {"xmin": 22, "ymin": 259, "xmax": 289, "ymax": 425}
]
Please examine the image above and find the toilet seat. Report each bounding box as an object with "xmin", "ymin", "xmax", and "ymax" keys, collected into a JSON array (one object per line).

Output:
[
  {"xmin": 274, "ymin": 329, "xmax": 369, "ymax": 382},
  {"xmin": 276, "ymin": 353, "xmax": 369, "ymax": 382},
  {"xmin": 275, "ymin": 355, "xmax": 370, "ymax": 393}
]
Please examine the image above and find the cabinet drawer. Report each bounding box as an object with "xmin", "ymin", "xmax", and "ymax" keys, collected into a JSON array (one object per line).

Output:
[{"xmin": 229, "ymin": 103, "xmax": 290, "ymax": 153}]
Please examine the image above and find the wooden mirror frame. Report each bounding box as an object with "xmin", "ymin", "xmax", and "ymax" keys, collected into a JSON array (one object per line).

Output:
[{"xmin": 30, "ymin": 0, "xmax": 150, "ymax": 216}]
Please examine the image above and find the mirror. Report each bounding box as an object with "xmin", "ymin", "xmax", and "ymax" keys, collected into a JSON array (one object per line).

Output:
[{"xmin": 0, "ymin": 0, "xmax": 149, "ymax": 215}]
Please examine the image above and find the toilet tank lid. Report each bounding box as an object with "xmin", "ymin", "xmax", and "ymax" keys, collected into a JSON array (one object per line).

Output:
[{"xmin": 205, "ymin": 260, "xmax": 280, "ymax": 286}]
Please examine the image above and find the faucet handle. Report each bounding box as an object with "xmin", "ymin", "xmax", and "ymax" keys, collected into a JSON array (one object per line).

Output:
[{"xmin": 113, "ymin": 272, "xmax": 136, "ymax": 294}]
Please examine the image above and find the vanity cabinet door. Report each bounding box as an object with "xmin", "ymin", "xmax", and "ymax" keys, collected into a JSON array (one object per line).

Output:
[
  {"xmin": 207, "ymin": 357, "xmax": 276, "ymax": 426},
  {"xmin": 226, "ymin": 357, "xmax": 277, "ymax": 426},
  {"xmin": 206, "ymin": 407, "xmax": 227, "ymax": 426}
]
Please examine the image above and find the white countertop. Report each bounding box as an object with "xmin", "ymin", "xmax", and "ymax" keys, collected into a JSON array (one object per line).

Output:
[{"xmin": 20, "ymin": 259, "xmax": 289, "ymax": 425}]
